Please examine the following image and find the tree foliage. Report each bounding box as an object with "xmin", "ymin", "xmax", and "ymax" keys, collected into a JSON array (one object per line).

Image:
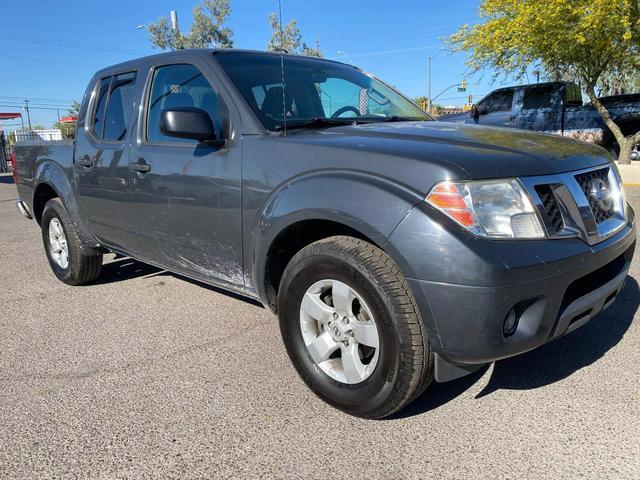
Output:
[
  {"xmin": 53, "ymin": 101, "xmax": 81, "ymax": 139},
  {"xmin": 267, "ymin": 13, "xmax": 323, "ymax": 57},
  {"xmin": 147, "ymin": 0, "xmax": 233, "ymax": 51},
  {"xmin": 450, "ymin": 0, "xmax": 640, "ymax": 163}
]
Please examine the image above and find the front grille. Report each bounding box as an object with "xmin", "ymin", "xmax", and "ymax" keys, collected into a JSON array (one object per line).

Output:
[
  {"xmin": 535, "ymin": 185, "xmax": 564, "ymax": 233},
  {"xmin": 574, "ymin": 167, "xmax": 614, "ymax": 223}
]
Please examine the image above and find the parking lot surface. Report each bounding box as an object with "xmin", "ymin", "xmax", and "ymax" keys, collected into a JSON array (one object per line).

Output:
[{"xmin": 1, "ymin": 173, "xmax": 639, "ymax": 479}]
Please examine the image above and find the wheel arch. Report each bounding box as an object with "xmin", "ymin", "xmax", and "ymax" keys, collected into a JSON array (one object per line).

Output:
[
  {"xmin": 32, "ymin": 161, "xmax": 101, "ymax": 253},
  {"xmin": 250, "ymin": 170, "xmax": 424, "ymax": 312}
]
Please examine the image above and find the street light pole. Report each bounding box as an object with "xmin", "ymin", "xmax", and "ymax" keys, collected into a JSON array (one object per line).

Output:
[
  {"xmin": 427, "ymin": 48, "xmax": 451, "ymax": 114},
  {"xmin": 428, "ymin": 56, "xmax": 432, "ymax": 114}
]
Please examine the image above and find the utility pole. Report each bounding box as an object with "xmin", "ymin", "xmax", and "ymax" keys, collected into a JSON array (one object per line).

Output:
[{"xmin": 23, "ymin": 100, "xmax": 32, "ymax": 130}]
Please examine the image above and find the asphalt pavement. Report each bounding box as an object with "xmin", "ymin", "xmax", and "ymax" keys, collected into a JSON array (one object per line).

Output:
[{"xmin": 0, "ymin": 173, "xmax": 639, "ymax": 479}]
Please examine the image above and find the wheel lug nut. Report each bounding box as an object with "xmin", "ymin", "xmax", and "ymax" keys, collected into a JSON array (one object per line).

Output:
[
  {"xmin": 348, "ymin": 330, "xmax": 355, "ymax": 337},
  {"xmin": 333, "ymin": 312, "xmax": 339, "ymax": 320},
  {"xmin": 342, "ymin": 317, "xmax": 349, "ymax": 324}
]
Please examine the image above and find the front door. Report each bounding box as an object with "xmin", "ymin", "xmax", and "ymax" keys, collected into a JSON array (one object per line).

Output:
[
  {"xmin": 75, "ymin": 71, "xmax": 139, "ymax": 250},
  {"xmin": 128, "ymin": 59, "xmax": 244, "ymax": 286}
]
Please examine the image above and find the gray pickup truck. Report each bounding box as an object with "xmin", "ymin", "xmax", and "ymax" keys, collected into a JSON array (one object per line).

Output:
[
  {"xmin": 13, "ymin": 50, "xmax": 636, "ymax": 418},
  {"xmin": 440, "ymin": 81, "xmax": 640, "ymax": 160}
]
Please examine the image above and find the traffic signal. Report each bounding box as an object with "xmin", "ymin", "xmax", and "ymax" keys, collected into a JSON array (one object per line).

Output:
[{"xmin": 458, "ymin": 79, "xmax": 467, "ymax": 92}]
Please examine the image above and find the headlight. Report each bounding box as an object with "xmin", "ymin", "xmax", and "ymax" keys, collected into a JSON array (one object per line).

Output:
[{"xmin": 426, "ymin": 179, "xmax": 545, "ymax": 239}]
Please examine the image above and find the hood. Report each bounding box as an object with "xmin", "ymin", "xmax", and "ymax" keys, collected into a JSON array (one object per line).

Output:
[{"xmin": 291, "ymin": 121, "xmax": 611, "ymax": 179}]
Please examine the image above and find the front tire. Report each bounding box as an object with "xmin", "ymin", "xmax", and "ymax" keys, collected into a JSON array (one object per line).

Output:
[
  {"xmin": 277, "ymin": 236, "xmax": 433, "ymax": 419},
  {"xmin": 41, "ymin": 198, "xmax": 102, "ymax": 285}
]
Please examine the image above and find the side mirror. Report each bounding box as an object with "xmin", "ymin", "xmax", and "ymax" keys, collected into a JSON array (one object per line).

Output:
[
  {"xmin": 159, "ymin": 107, "xmax": 225, "ymax": 147},
  {"xmin": 470, "ymin": 105, "xmax": 478, "ymax": 118}
]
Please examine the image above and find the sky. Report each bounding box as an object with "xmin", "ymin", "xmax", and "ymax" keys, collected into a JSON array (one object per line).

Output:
[{"xmin": 0, "ymin": 0, "xmax": 522, "ymax": 129}]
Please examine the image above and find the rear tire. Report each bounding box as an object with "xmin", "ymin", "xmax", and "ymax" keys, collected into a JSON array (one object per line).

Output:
[
  {"xmin": 41, "ymin": 198, "xmax": 102, "ymax": 285},
  {"xmin": 277, "ymin": 236, "xmax": 433, "ymax": 419}
]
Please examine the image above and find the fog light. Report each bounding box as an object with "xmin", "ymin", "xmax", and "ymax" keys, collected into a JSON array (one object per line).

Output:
[{"xmin": 503, "ymin": 308, "xmax": 518, "ymax": 337}]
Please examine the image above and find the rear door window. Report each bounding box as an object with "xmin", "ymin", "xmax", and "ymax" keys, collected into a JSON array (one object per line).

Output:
[
  {"xmin": 91, "ymin": 72, "xmax": 137, "ymax": 141},
  {"xmin": 523, "ymin": 86, "xmax": 554, "ymax": 110},
  {"xmin": 103, "ymin": 72, "xmax": 137, "ymax": 141},
  {"xmin": 92, "ymin": 77, "xmax": 111, "ymax": 138}
]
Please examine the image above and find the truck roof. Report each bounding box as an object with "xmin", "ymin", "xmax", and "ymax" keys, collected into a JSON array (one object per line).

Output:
[
  {"xmin": 93, "ymin": 48, "xmax": 351, "ymax": 76},
  {"xmin": 487, "ymin": 81, "xmax": 576, "ymax": 94}
]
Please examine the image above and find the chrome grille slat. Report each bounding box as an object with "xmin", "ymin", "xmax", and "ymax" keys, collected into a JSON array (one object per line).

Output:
[{"xmin": 534, "ymin": 185, "xmax": 564, "ymax": 233}]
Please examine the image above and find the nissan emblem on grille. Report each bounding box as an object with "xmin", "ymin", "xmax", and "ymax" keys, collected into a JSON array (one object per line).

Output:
[
  {"xmin": 590, "ymin": 177, "xmax": 613, "ymax": 213},
  {"xmin": 574, "ymin": 168, "xmax": 616, "ymax": 224}
]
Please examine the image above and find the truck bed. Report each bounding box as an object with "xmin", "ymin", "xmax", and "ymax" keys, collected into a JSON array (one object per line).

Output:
[{"xmin": 14, "ymin": 140, "xmax": 75, "ymax": 216}]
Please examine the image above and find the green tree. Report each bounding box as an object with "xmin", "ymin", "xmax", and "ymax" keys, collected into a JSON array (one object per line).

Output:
[
  {"xmin": 267, "ymin": 13, "xmax": 323, "ymax": 57},
  {"xmin": 450, "ymin": 0, "xmax": 640, "ymax": 163},
  {"xmin": 147, "ymin": 0, "xmax": 233, "ymax": 51},
  {"xmin": 53, "ymin": 101, "xmax": 80, "ymax": 139}
]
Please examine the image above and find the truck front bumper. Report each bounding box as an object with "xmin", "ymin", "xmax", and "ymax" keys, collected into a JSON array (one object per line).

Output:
[{"xmin": 387, "ymin": 202, "xmax": 636, "ymax": 381}]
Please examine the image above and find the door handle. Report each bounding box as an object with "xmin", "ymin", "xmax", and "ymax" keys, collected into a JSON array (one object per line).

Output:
[
  {"xmin": 129, "ymin": 159, "xmax": 151, "ymax": 173},
  {"xmin": 79, "ymin": 156, "xmax": 93, "ymax": 167}
]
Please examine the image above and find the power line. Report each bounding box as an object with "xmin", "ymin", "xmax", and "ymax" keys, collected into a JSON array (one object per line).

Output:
[
  {"xmin": 0, "ymin": 104, "xmax": 72, "ymax": 111},
  {"xmin": 346, "ymin": 44, "xmax": 443, "ymax": 58},
  {"xmin": 320, "ymin": 18, "xmax": 477, "ymax": 48},
  {"xmin": 0, "ymin": 101, "xmax": 74, "ymax": 108},
  {"xmin": 0, "ymin": 32, "xmax": 148, "ymax": 56},
  {"xmin": 0, "ymin": 95, "xmax": 76, "ymax": 103},
  {"xmin": 0, "ymin": 53, "xmax": 106, "ymax": 67}
]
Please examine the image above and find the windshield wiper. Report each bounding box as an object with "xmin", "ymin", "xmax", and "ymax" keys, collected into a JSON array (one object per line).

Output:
[{"xmin": 274, "ymin": 117, "xmax": 359, "ymax": 130}]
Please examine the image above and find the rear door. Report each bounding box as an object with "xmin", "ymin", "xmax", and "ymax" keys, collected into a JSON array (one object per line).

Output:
[
  {"xmin": 516, "ymin": 85, "xmax": 562, "ymax": 132},
  {"xmin": 469, "ymin": 89, "xmax": 516, "ymax": 127},
  {"xmin": 127, "ymin": 55, "xmax": 244, "ymax": 286},
  {"xmin": 75, "ymin": 71, "xmax": 139, "ymax": 250}
]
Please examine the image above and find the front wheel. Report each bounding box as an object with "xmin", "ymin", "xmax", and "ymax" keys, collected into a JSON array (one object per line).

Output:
[
  {"xmin": 277, "ymin": 236, "xmax": 433, "ymax": 419},
  {"xmin": 41, "ymin": 198, "xmax": 103, "ymax": 285}
]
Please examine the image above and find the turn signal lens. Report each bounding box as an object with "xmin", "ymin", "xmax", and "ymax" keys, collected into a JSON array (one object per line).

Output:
[
  {"xmin": 426, "ymin": 179, "xmax": 545, "ymax": 239},
  {"xmin": 426, "ymin": 183, "xmax": 476, "ymax": 226}
]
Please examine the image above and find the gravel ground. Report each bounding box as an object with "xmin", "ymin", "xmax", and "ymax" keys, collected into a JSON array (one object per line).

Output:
[{"xmin": 0, "ymin": 173, "xmax": 639, "ymax": 479}]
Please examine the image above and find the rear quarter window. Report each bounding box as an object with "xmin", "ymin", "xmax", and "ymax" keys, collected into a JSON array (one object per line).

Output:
[{"xmin": 523, "ymin": 86, "xmax": 554, "ymax": 110}]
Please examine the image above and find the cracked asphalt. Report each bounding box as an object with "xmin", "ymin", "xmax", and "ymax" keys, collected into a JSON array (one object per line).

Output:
[{"xmin": 0, "ymin": 173, "xmax": 639, "ymax": 479}]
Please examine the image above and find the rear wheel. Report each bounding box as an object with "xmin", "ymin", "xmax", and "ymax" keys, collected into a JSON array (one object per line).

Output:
[
  {"xmin": 277, "ymin": 236, "xmax": 433, "ymax": 419},
  {"xmin": 41, "ymin": 198, "xmax": 102, "ymax": 285}
]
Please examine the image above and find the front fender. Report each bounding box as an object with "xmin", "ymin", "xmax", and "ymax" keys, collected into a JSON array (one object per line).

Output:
[
  {"xmin": 250, "ymin": 169, "xmax": 425, "ymax": 302},
  {"xmin": 33, "ymin": 160, "xmax": 100, "ymax": 253}
]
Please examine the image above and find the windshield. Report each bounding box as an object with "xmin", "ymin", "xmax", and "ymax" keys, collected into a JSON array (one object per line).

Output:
[{"xmin": 215, "ymin": 52, "xmax": 431, "ymax": 130}]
